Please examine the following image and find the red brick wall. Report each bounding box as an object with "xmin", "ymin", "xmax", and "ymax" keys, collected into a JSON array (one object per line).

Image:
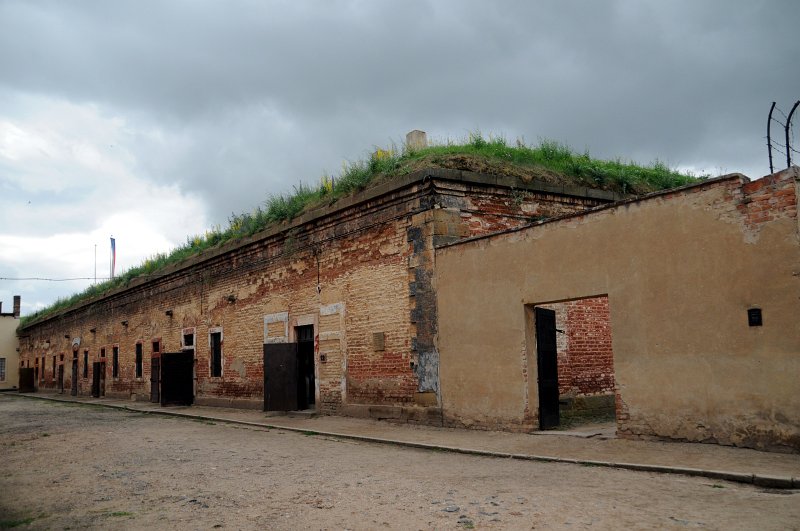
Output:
[
  {"xmin": 560, "ymin": 297, "xmax": 614, "ymax": 396},
  {"xmin": 541, "ymin": 296, "xmax": 615, "ymax": 397},
  {"xmin": 739, "ymin": 171, "xmax": 798, "ymax": 228}
]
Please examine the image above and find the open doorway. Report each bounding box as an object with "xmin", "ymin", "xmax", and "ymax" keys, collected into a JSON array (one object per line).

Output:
[
  {"xmin": 71, "ymin": 350, "xmax": 78, "ymax": 396},
  {"xmin": 532, "ymin": 295, "xmax": 616, "ymax": 431},
  {"xmin": 161, "ymin": 351, "xmax": 194, "ymax": 406},
  {"xmin": 91, "ymin": 361, "xmax": 106, "ymax": 398},
  {"xmin": 296, "ymin": 325, "xmax": 316, "ymax": 411}
]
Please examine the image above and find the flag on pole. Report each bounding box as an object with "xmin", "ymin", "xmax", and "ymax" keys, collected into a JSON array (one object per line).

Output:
[{"xmin": 110, "ymin": 237, "xmax": 116, "ymax": 279}]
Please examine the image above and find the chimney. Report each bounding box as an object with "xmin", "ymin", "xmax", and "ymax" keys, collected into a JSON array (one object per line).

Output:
[
  {"xmin": 406, "ymin": 130, "xmax": 427, "ymax": 151},
  {"xmin": 13, "ymin": 295, "xmax": 20, "ymax": 318}
]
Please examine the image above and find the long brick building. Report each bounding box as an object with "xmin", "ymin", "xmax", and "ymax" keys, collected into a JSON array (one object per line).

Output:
[
  {"xmin": 17, "ymin": 168, "xmax": 620, "ymax": 418},
  {"xmin": 16, "ymin": 160, "xmax": 800, "ymax": 452}
]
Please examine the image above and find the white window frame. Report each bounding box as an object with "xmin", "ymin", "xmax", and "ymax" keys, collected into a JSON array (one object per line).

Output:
[{"xmin": 181, "ymin": 327, "xmax": 197, "ymax": 351}]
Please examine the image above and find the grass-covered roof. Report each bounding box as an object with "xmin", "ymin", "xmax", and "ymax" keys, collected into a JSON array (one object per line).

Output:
[{"xmin": 21, "ymin": 133, "xmax": 705, "ymax": 326}]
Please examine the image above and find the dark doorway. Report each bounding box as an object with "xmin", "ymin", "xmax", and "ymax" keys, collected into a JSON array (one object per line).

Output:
[
  {"xmin": 71, "ymin": 355, "xmax": 78, "ymax": 396},
  {"xmin": 19, "ymin": 368, "xmax": 34, "ymax": 392},
  {"xmin": 57, "ymin": 364, "xmax": 64, "ymax": 393},
  {"xmin": 296, "ymin": 325, "xmax": 316, "ymax": 410},
  {"xmin": 161, "ymin": 352, "xmax": 193, "ymax": 406},
  {"xmin": 263, "ymin": 343, "xmax": 298, "ymax": 412},
  {"xmin": 535, "ymin": 307, "xmax": 560, "ymax": 429},
  {"xmin": 91, "ymin": 362, "xmax": 101, "ymax": 398},
  {"xmin": 150, "ymin": 356, "xmax": 160, "ymax": 403}
]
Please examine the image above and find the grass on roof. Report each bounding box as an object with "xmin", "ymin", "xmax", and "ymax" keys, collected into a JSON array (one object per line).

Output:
[{"xmin": 20, "ymin": 133, "xmax": 706, "ymax": 326}]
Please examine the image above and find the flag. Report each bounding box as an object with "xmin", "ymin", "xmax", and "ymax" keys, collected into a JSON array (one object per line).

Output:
[{"xmin": 110, "ymin": 237, "xmax": 116, "ymax": 279}]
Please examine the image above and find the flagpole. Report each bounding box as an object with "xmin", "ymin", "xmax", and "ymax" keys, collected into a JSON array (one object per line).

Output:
[{"xmin": 110, "ymin": 235, "xmax": 116, "ymax": 280}]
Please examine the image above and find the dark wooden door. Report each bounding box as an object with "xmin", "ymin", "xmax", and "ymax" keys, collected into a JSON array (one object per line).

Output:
[
  {"xmin": 150, "ymin": 356, "xmax": 160, "ymax": 403},
  {"xmin": 19, "ymin": 368, "xmax": 34, "ymax": 392},
  {"xmin": 98, "ymin": 362, "xmax": 105, "ymax": 397},
  {"xmin": 161, "ymin": 352, "xmax": 193, "ymax": 406},
  {"xmin": 263, "ymin": 343, "xmax": 298, "ymax": 412},
  {"xmin": 91, "ymin": 362, "xmax": 101, "ymax": 398},
  {"xmin": 71, "ymin": 360, "xmax": 78, "ymax": 396},
  {"xmin": 57, "ymin": 365, "xmax": 64, "ymax": 393},
  {"xmin": 535, "ymin": 307, "xmax": 560, "ymax": 429}
]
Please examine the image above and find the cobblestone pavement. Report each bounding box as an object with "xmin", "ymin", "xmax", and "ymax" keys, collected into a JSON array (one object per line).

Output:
[{"xmin": 1, "ymin": 395, "xmax": 799, "ymax": 530}]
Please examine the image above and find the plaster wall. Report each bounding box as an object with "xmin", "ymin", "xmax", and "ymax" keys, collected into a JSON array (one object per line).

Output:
[
  {"xmin": 0, "ymin": 315, "xmax": 20, "ymax": 390},
  {"xmin": 436, "ymin": 168, "xmax": 800, "ymax": 451}
]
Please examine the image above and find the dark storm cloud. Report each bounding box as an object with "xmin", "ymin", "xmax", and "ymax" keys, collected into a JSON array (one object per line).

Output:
[{"xmin": 1, "ymin": 0, "xmax": 798, "ymax": 224}]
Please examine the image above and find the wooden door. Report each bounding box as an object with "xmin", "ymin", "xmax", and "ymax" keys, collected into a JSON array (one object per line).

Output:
[
  {"xmin": 263, "ymin": 343, "xmax": 297, "ymax": 412},
  {"xmin": 150, "ymin": 356, "xmax": 160, "ymax": 403}
]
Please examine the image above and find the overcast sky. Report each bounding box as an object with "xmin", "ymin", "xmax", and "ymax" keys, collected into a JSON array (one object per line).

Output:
[{"xmin": 1, "ymin": 0, "xmax": 798, "ymax": 316}]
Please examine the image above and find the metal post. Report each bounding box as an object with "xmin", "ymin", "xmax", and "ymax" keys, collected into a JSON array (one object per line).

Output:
[
  {"xmin": 786, "ymin": 100, "xmax": 799, "ymax": 169},
  {"xmin": 767, "ymin": 102, "xmax": 776, "ymax": 174}
]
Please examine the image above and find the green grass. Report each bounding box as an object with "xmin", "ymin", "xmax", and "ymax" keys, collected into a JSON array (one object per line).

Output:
[
  {"xmin": 0, "ymin": 517, "xmax": 36, "ymax": 529},
  {"xmin": 20, "ymin": 133, "xmax": 704, "ymax": 327},
  {"xmin": 0, "ymin": 514, "xmax": 45, "ymax": 529}
]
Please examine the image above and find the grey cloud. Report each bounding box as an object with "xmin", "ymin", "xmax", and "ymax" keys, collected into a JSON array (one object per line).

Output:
[{"xmin": 1, "ymin": 0, "xmax": 799, "ymax": 229}]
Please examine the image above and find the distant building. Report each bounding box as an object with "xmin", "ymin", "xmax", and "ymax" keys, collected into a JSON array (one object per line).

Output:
[{"xmin": 0, "ymin": 296, "xmax": 21, "ymax": 391}]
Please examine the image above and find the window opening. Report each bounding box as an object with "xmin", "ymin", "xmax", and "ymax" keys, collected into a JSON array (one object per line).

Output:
[
  {"xmin": 182, "ymin": 329, "xmax": 195, "ymax": 351},
  {"xmin": 83, "ymin": 350, "xmax": 88, "ymax": 378},
  {"xmin": 210, "ymin": 331, "xmax": 222, "ymax": 378},
  {"xmin": 135, "ymin": 343, "xmax": 143, "ymax": 378},
  {"xmin": 112, "ymin": 346, "xmax": 119, "ymax": 378}
]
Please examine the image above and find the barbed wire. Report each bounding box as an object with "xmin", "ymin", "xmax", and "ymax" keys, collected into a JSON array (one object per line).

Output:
[
  {"xmin": 767, "ymin": 101, "xmax": 799, "ymax": 169},
  {"xmin": 771, "ymin": 144, "xmax": 788, "ymax": 158}
]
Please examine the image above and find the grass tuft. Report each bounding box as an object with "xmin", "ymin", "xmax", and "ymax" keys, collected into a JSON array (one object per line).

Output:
[
  {"xmin": 0, "ymin": 517, "xmax": 36, "ymax": 529},
  {"xmin": 20, "ymin": 133, "xmax": 704, "ymax": 326}
]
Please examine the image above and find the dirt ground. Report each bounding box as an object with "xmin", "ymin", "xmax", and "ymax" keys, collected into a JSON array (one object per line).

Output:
[{"xmin": 1, "ymin": 396, "xmax": 798, "ymax": 530}]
